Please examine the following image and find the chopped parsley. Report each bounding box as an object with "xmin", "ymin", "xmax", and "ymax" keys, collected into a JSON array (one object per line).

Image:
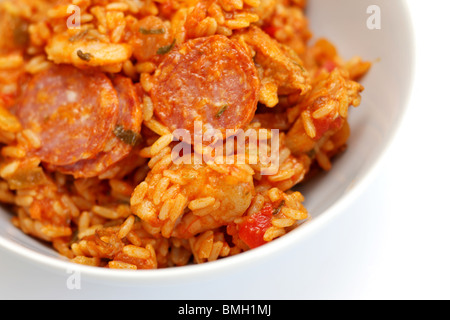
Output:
[
  {"xmin": 13, "ymin": 19, "xmax": 29, "ymax": 47},
  {"xmin": 69, "ymin": 29, "xmax": 89, "ymax": 42},
  {"xmin": 215, "ymin": 105, "xmax": 228, "ymax": 118},
  {"xmin": 139, "ymin": 27, "xmax": 166, "ymax": 35},
  {"xmin": 157, "ymin": 39, "xmax": 176, "ymax": 55},
  {"xmin": 272, "ymin": 200, "xmax": 285, "ymax": 215},
  {"xmin": 113, "ymin": 125, "xmax": 143, "ymax": 147},
  {"xmin": 69, "ymin": 230, "xmax": 79, "ymax": 246},
  {"xmin": 307, "ymin": 149, "xmax": 317, "ymax": 159},
  {"xmin": 77, "ymin": 50, "xmax": 93, "ymax": 61},
  {"xmin": 291, "ymin": 60, "xmax": 306, "ymax": 72}
]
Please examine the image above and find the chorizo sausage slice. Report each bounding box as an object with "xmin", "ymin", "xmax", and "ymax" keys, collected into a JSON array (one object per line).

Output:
[
  {"xmin": 150, "ymin": 35, "xmax": 260, "ymax": 140},
  {"xmin": 15, "ymin": 65, "xmax": 119, "ymax": 166},
  {"xmin": 48, "ymin": 76, "xmax": 143, "ymax": 178}
]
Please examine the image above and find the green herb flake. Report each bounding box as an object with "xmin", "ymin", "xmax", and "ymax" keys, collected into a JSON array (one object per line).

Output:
[
  {"xmin": 69, "ymin": 230, "xmax": 79, "ymax": 246},
  {"xmin": 113, "ymin": 125, "xmax": 143, "ymax": 147},
  {"xmin": 307, "ymin": 149, "xmax": 316, "ymax": 159},
  {"xmin": 292, "ymin": 60, "xmax": 306, "ymax": 72},
  {"xmin": 215, "ymin": 105, "xmax": 228, "ymax": 118},
  {"xmin": 13, "ymin": 19, "xmax": 29, "ymax": 47},
  {"xmin": 139, "ymin": 27, "xmax": 166, "ymax": 35},
  {"xmin": 77, "ymin": 50, "xmax": 93, "ymax": 62},
  {"xmin": 273, "ymin": 200, "xmax": 285, "ymax": 215},
  {"xmin": 69, "ymin": 29, "xmax": 89, "ymax": 42},
  {"xmin": 157, "ymin": 39, "xmax": 176, "ymax": 55}
]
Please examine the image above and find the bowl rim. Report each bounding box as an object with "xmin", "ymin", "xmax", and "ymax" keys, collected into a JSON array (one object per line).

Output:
[{"xmin": 0, "ymin": 0, "xmax": 417, "ymax": 285}]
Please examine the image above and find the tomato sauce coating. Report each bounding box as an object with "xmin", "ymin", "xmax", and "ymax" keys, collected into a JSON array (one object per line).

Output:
[
  {"xmin": 150, "ymin": 35, "xmax": 260, "ymax": 139},
  {"xmin": 15, "ymin": 65, "xmax": 119, "ymax": 166},
  {"xmin": 130, "ymin": 16, "xmax": 174, "ymax": 62}
]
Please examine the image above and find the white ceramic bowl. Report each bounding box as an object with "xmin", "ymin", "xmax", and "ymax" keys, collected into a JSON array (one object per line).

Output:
[{"xmin": 0, "ymin": 0, "xmax": 415, "ymax": 285}]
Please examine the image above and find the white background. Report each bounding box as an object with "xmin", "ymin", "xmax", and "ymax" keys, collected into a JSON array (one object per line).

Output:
[{"xmin": 1, "ymin": 1, "xmax": 450, "ymax": 300}]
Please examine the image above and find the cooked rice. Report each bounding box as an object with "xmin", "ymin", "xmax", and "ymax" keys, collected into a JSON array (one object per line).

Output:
[{"xmin": 0, "ymin": 0, "xmax": 370, "ymax": 269}]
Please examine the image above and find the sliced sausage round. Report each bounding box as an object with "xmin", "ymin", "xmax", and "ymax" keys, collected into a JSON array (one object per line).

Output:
[
  {"xmin": 15, "ymin": 65, "xmax": 119, "ymax": 166},
  {"xmin": 150, "ymin": 35, "xmax": 260, "ymax": 140},
  {"xmin": 49, "ymin": 76, "xmax": 143, "ymax": 178}
]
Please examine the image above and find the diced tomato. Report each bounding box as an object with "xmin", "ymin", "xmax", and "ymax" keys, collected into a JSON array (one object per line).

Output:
[
  {"xmin": 323, "ymin": 60, "xmax": 337, "ymax": 72},
  {"xmin": 158, "ymin": 0, "xmax": 176, "ymax": 19},
  {"xmin": 313, "ymin": 115, "xmax": 344, "ymax": 141},
  {"xmin": 0, "ymin": 93, "xmax": 15, "ymax": 108},
  {"xmin": 262, "ymin": 26, "xmax": 279, "ymax": 38},
  {"xmin": 239, "ymin": 204, "xmax": 273, "ymax": 249}
]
